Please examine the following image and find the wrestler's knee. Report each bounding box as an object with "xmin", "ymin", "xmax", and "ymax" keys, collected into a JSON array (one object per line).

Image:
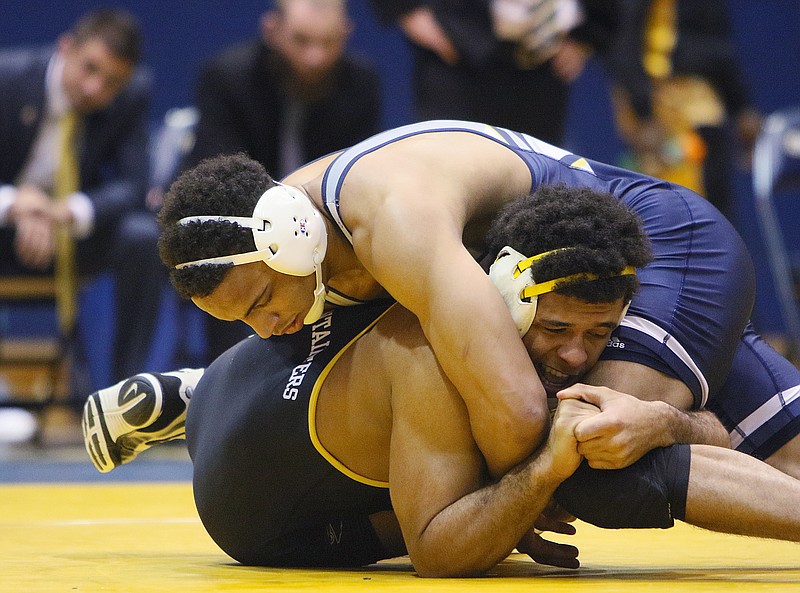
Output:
[{"xmin": 554, "ymin": 444, "xmax": 691, "ymax": 529}]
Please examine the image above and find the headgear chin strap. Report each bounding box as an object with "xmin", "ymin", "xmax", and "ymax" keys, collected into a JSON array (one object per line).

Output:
[
  {"xmin": 489, "ymin": 246, "xmax": 636, "ymax": 336},
  {"xmin": 174, "ymin": 182, "xmax": 328, "ymax": 324}
]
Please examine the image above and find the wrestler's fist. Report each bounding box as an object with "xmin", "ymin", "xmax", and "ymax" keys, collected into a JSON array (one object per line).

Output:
[{"xmin": 546, "ymin": 396, "xmax": 599, "ymax": 480}]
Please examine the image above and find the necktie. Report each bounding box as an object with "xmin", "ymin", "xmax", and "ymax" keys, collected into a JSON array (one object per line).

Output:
[
  {"xmin": 53, "ymin": 110, "xmax": 80, "ymax": 333},
  {"xmin": 278, "ymin": 101, "xmax": 305, "ymax": 178}
]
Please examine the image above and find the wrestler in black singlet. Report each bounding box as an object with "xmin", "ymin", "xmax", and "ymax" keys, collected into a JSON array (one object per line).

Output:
[{"xmin": 188, "ymin": 302, "xmax": 395, "ymax": 567}]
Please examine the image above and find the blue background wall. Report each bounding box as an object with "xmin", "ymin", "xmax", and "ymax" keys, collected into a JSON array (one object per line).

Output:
[
  {"xmin": 4, "ymin": 1, "xmax": 797, "ymax": 164},
  {"xmin": 2, "ymin": 0, "xmax": 799, "ymax": 377}
]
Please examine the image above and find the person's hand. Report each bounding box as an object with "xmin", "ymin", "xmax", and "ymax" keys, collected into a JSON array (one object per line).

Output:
[
  {"xmin": 14, "ymin": 213, "xmax": 56, "ymax": 269},
  {"xmin": 534, "ymin": 498, "xmax": 576, "ymax": 534},
  {"xmin": 558, "ymin": 384, "xmax": 669, "ymax": 469},
  {"xmin": 516, "ymin": 522, "xmax": 579, "ymax": 569},
  {"xmin": 50, "ymin": 200, "xmax": 74, "ymax": 226},
  {"xmin": 399, "ymin": 6, "xmax": 459, "ymax": 65},
  {"xmin": 9, "ymin": 185, "xmax": 58, "ymax": 269},
  {"xmin": 8, "ymin": 184, "xmax": 51, "ymax": 221},
  {"xmin": 550, "ymin": 38, "xmax": 591, "ymax": 83},
  {"xmin": 546, "ymin": 396, "xmax": 598, "ymax": 480}
]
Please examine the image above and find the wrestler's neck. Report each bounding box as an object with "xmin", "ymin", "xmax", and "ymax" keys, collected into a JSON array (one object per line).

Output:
[{"xmin": 322, "ymin": 219, "xmax": 388, "ymax": 302}]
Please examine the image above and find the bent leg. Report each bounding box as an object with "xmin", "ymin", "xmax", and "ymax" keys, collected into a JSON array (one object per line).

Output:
[
  {"xmin": 708, "ymin": 323, "xmax": 800, "ymax": 474},
  {"xmin": 600, "ymin": 184, "xmax": 755, "ymax": 406},
  {"xmin": 684, "ymin": 444, "xmax": 800, "ymax": 541},
  {"xmin": 557, "ymin": 441, "xmax": 800, "ymax": 544},
  {"xmin": 554, "ymin": 444, "xmax": 690, "ymax": 529},
  {"xmin": 586, "ymin": 359, "xmax": 694, "ymax": 410},
  {"xmin": 106, "ymin": 211, "xmax": 166, "ymax": 380},
  {"xmin": 82, "ymin": 368, "xmax": 201, "ymax": 472}
]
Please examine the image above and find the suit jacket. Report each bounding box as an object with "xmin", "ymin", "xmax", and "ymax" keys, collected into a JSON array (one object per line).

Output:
[
  {"xmin": 370, "ymin": 0, "xmax": 510, "ymax": 70},
  {"xmin": 186, "ymin": 40, "xmax": 381, "ymax": 176},
  {"xmin": 0, "ymin": 45, "xmax": 151, "ymax": 233},
  {"xmin": 370, "ymin": 0, "xmax": 611, "ymax": 71}
]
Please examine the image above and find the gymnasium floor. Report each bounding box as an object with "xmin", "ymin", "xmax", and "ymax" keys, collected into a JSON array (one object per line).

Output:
[{"xmin": 2, "ymin": 432, "xmax": 800, "ymax": 593}]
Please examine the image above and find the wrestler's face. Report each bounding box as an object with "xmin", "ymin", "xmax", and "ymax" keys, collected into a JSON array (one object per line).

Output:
[
  {"xmin": 522, "ymin": 292, "xmax": 626, "ymax": 396},
  {"xmin": 192, "ymin": 262, "xmax": 318, "ymax": 338},
  {"xmin": 58, "ymin": 36, "xmax": 134, "ymax": 114}
]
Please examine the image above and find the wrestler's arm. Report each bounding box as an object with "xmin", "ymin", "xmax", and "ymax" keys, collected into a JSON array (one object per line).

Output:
[
  {"xmin": 344, "ymin": 158, "xmax": 549, "ymax": 478},
  {"xmin": 387, "ymin": 340, "xmax": 590, "ymax": 576},
  {"xmin": 566, "ymin": 363, "xmax": 730, "ymax": 469},
  {"xmin": 392, "ymin": 398, "xmax": 593, "ymax": 577}
]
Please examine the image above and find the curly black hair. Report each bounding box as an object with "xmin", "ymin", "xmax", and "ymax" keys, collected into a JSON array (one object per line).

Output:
[
  {"xmin": 485, "ymin": 184, "xmax": 653, "ymax": 304},
  {"xmin": 158, "ymin": 153, "xmax": 278, "ymax": 299}
]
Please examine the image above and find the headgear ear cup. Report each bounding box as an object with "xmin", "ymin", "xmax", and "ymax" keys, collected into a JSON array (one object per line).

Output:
[
  {"xmin": 251, "ymin": 184, "xmax": 328, "ymax": 323},
  {"xmin": 250, "ymin": 183, "xmax": 328, "ymax": 276},
  {"xmin": 489, "ymin": 245, "xmax": 637, "ymax": 336},
  {"xmin": 489, "ymin": 246, "xmax": 538, "ymax": 336},
  {"xmin": 174, "ymin": 182, "xmax": 329, "ymax": 324},
  {"xmin": 174, "ymin": 183, "xmax": 327, "ymax": 275}
]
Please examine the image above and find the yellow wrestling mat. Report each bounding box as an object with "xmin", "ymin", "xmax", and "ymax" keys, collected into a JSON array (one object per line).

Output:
[{"xmin": 2, "ymin": 482, "xmax": 799, "ymax": 593}]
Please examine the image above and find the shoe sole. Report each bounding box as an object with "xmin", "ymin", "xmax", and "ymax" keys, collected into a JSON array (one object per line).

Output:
[{"xmin": 82, "ymin": 392, "xmax": 120, "ymax": 473}]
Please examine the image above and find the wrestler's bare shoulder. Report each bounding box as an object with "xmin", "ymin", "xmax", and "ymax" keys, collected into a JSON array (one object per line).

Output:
[{"xmin": 340, "ymin": 132, "xmax": 530, "ymax": 213}]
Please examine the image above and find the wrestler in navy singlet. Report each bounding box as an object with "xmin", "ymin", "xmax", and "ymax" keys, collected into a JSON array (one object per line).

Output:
[
  {"xmin": 187, "ymin": 302, "xmax": 394, "ymax": 567},
  {"xmin": 320, "ymin": 120, "xmax": 800, "ymax": 461}
]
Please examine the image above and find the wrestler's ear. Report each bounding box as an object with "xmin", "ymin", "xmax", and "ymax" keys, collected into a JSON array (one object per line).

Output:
[
  {"xmin": 57, "ymin": 34, "xmax": 75, "ymax": 56},
  {"xmin": 260, "ymin": 10, "xmax": 279, "ymax": 46}
]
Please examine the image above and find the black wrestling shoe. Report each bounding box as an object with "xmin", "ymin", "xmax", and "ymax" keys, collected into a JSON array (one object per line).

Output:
[{"xmin": 82, "ymin": 368, "xmax": 203, "ymax": 472}]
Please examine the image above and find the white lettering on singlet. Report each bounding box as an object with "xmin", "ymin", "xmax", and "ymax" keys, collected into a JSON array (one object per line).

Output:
[{"xmin": 282, "ymin": 312, "xmax": 333, "ymax": 400}]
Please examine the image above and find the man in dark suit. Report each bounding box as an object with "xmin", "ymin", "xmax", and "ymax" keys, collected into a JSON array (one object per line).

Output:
[
  {"xmin": 368, "ymin": 0, "xmax": 605, "ymax": 145},
  {"xmin": 184, "ymin": 0, "xmax": 382, "ymax": 360},
  {"xmin": 0, "ymin": 9, "xmax": 163, "ymax": 387}
]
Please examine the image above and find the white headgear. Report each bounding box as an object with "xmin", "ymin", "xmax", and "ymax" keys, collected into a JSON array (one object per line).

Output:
[
  {"xmin": 174, "ymin": 183, "xmax": 328, "ymax": 324},
  {"xmin": 489, "ymin": 246, "xmax": 635, "ymax": 336}
]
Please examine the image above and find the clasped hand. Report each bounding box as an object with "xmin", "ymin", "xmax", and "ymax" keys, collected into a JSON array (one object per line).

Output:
[
  {"xmin": 558, "ymin": 383, "xmax": 667, "ymax": 469},
  {"xmin": 8, "ymin": 185, "xmax": 72, "ymax": 269},
  {"xmin": 521, "ymin": 384, "xmax": 665, "ymax": 567}
]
